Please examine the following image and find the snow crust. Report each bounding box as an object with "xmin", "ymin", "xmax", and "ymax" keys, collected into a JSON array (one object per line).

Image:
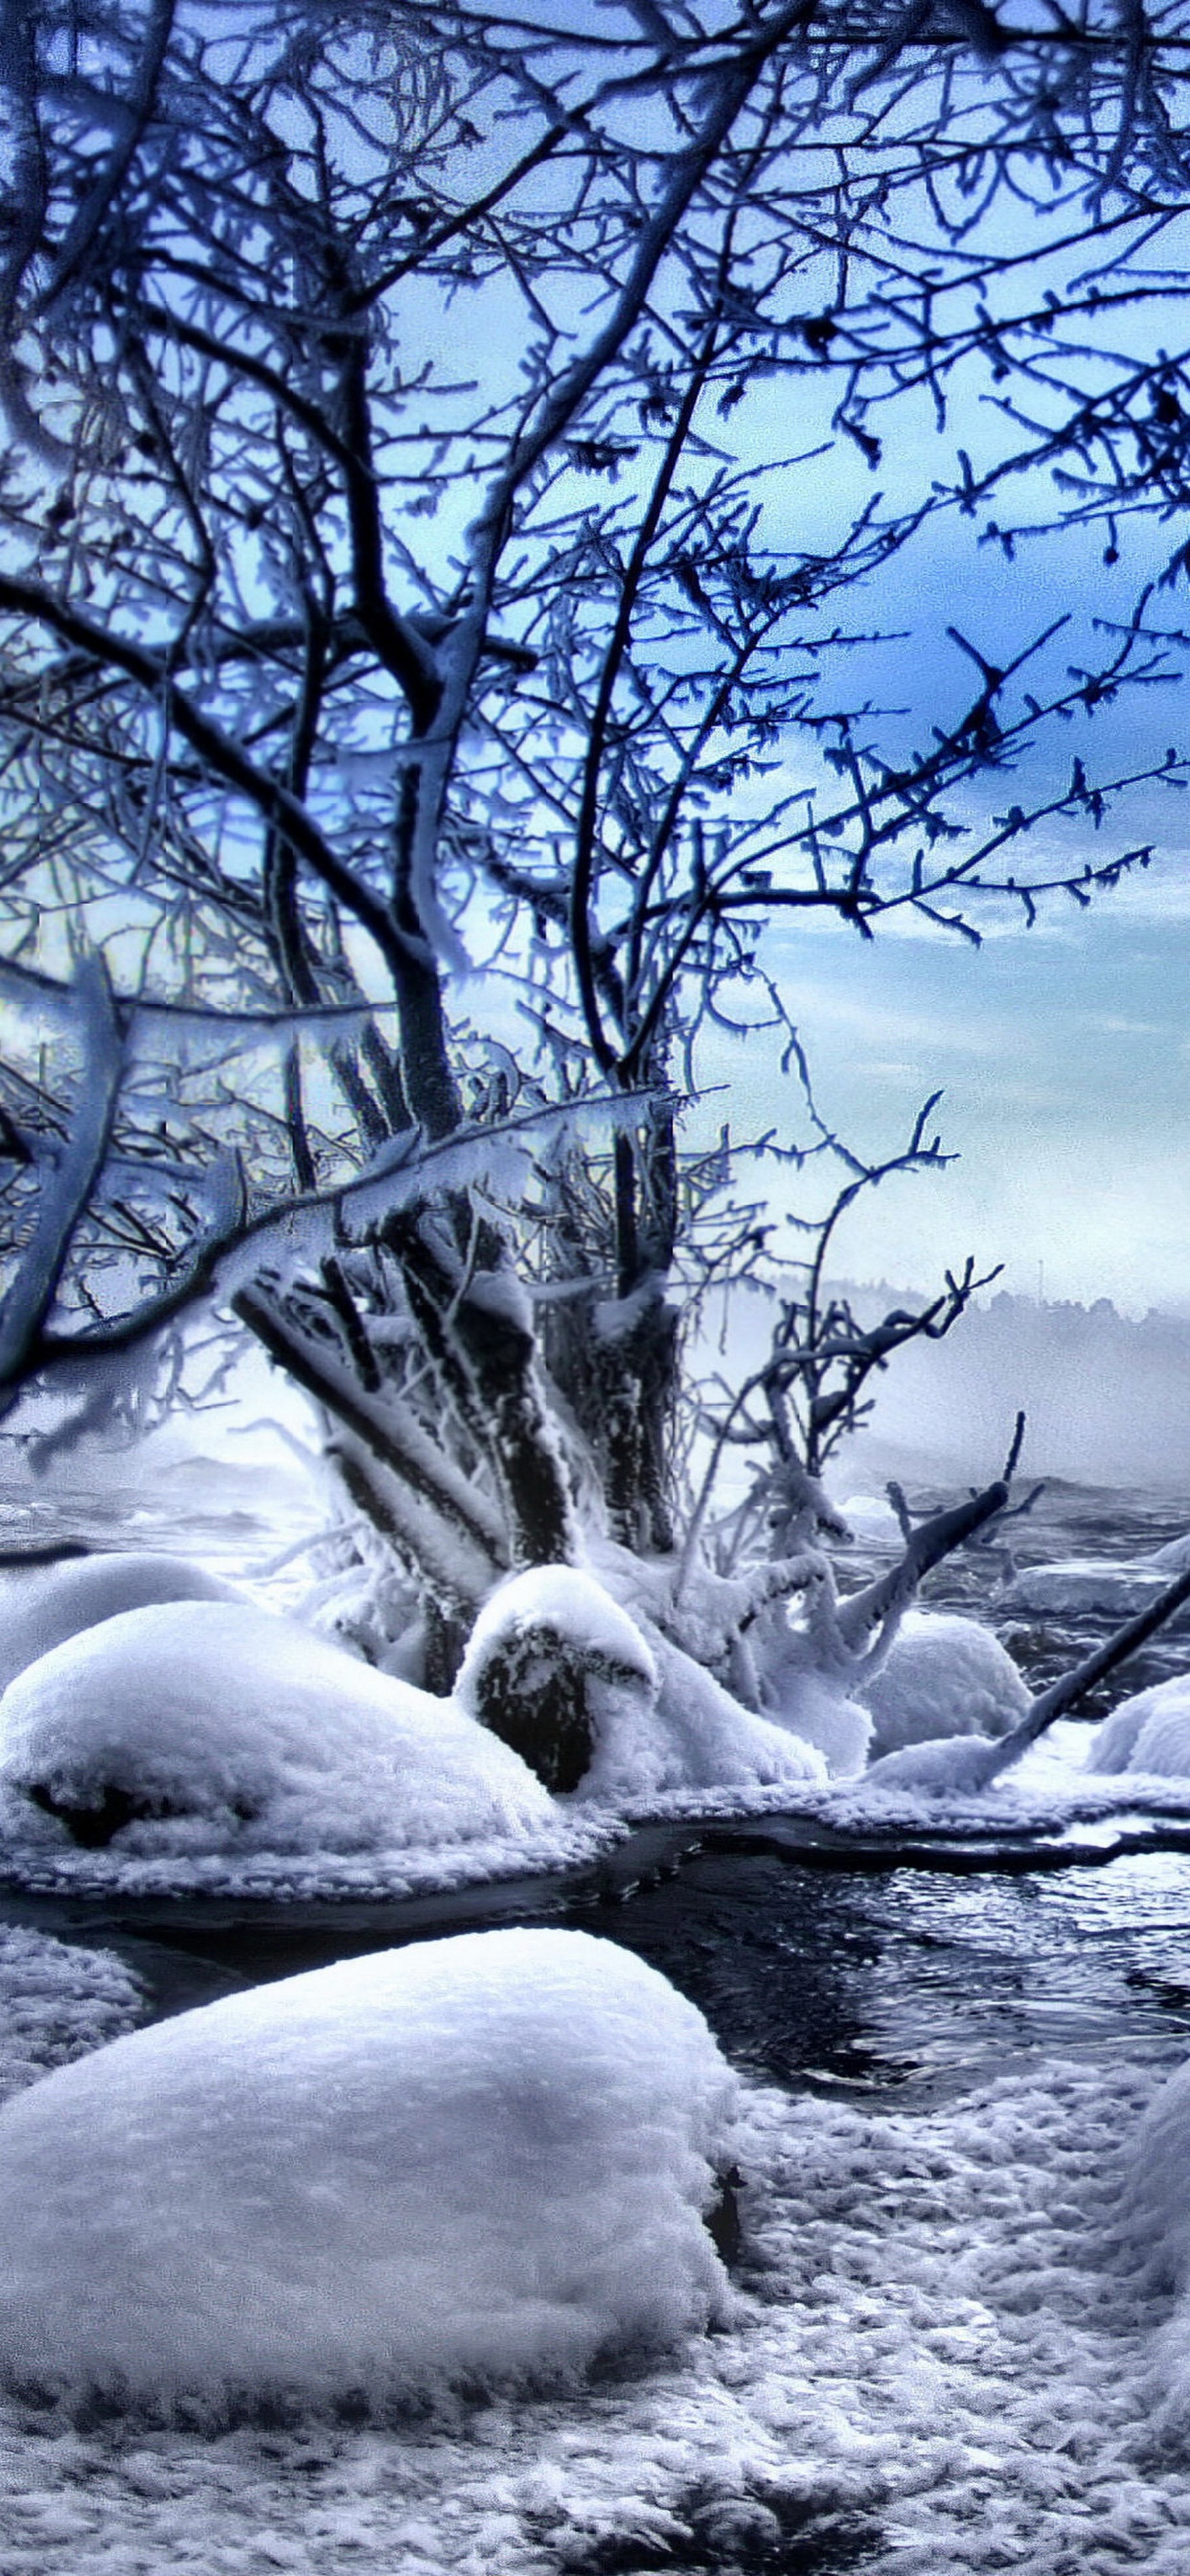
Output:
[
  {"xmin": 1087, "ymin": 1678, "xmax": 1190, "ymax": 1778},
  {"xmin": 0, "ymin": 1550, "xmax": 235, "ymax": 1694},
  {"xmin": 0, "ymin": 1925, "xmax": 148, "ymax": 2100},
  {"xmin": 0, "ymin": 1600, "xmax": 554, "ymax": 1855},
  {"xmin": 858, "ymin": 1609, "xmax": 1030, "ymax": 1757},
  {"xmin": 0, "ymin": 2043, "xmax": 1184, "ymax": 2573},
  {"xmin": 1124, "ymin": 2057, "xmax": 1190, "ymax": 2433},
  {"xmin": 0, "ymin": 1929, "xmax": 738, "ymax": 2411}
]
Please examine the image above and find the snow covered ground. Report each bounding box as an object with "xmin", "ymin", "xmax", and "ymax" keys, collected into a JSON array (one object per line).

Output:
[
  {"xmin": 6, "ymin": 1473, "xmax": 1190, "ymax": 2569},
  {"xmin": 0, "ymin": 1938, "xmax": 1186, "ymax": 2574}
]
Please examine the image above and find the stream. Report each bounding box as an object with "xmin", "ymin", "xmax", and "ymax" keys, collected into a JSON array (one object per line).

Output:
[{"xmin": 5, "ymin": 1460, "xmax": 1190, "ymax": 2111}]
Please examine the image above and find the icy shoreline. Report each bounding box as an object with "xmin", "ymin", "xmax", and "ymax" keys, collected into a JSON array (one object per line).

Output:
[{"xmin": 8, "ymin": 1733, "xmax": 1190, "ymax": 1908}]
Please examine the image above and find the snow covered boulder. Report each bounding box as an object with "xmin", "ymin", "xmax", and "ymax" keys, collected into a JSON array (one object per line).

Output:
[
  {"xmin": 0, "ymin": 1549, "xmax": 236, "ymax": 1695},
  {"xmin": 1086, "ymin": 1677, "xmax": 1190, "ymax": 1778},
  {"xmin": 0, "ymin": 1599, "xmax": 554, "ymax": 1855},
  {"xmin": 0, "ymin": 1929, "xmax": 741, "ymax": 2411},
  {"xmin": 455, "ymin": 1565, "xmax": 658, "ymax": 1792},
  {"xmin": 835, "ymin": 1493, "xmax": 904, "ymax": 1550},
  {"xmin": 456, "ymin": 1567, "xmax": 828, "ymax": 1803},
  {"xmin": 858, "ymin": 1610, "xmax": 1030, "ymax": 1759}
]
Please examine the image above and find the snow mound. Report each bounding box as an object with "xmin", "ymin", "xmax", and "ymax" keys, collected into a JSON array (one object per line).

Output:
[
  {"xmin": 835, "ymin": 1492, "xmax": 904, "ymax": 1548},
  {"xmin": 1149, "ymin": 1532, "xmax": 1190, "ymax": 1575},
  {"xmin": 1086, "ymin": 1677, "xmax": 1190, "ymax": 1778},
  {"xmin": 0, "ymin": 1600, "xmax": 554, "ymax": 1854},
  {"xmin": 458, "ymin": 1566, "xmax": 827, "ymax": 1801},
  {"xmin": 0, "ymin": 1550, "xmax": 235, "ymax": 1694},
  {"xmin": 747, "ymin": 1620, "xmax": 872, "ymax": 1777},
  {"xmin": 858, "ymin": 1609, "xmax": 1030, "ymax": 1757},
  {"xmin": 862, "ymin": 1732, "xmax": 1007, "ymax": 1794},
  {"xmin": 0, "ymin": 1929, "xmax": 739, "ymax": 2411}
]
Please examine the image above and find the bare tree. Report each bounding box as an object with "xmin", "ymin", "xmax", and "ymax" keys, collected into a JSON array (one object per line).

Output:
[{"xmin": 2, "ymin": 0, "xmax": 1189, "ymax": 1708}]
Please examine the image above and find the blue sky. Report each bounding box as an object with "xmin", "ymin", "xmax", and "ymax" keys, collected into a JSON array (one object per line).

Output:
[{"xmin": 705, "ymin": 495, "xmax": 1190, "ymax": 1314}]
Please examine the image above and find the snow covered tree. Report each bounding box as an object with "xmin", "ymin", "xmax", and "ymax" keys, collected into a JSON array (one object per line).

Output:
[{"xmin": 3, "ymin": 0, "xmax": 1190, "ymax": 1711}]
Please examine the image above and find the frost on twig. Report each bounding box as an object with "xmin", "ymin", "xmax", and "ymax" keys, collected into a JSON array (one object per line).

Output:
[{"xmin": 0, "ymin": 959, "xmax": 123, "ymax": 1399}]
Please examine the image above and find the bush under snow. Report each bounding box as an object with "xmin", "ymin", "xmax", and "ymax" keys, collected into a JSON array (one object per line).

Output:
[
  {"xmin": 858, "ymin": 1609, "xmax": 1030, "ymax": 1758},
  {"xmin": 0, "ymin": 1550, "xmax": 235, "ymax": 1695},
  {"xmin": 0, "ymin": 1928, "xmax": 739, "ymax": 2411},
  {"xmin": 0, "ymin": 1599, "xmax": 554, "ymax": 1854},
  {"xmin": 1086, "ymin": 1677, "xmax": 1190, "ymax": 1778}
]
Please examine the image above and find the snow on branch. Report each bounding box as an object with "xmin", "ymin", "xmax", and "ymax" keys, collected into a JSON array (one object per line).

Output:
[{"xmin": 0, "ymin": 958, "xmax": 123, "ymax": 1396}]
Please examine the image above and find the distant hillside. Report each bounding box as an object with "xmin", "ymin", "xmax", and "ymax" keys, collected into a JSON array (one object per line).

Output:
[{"xmin": 826, "ymin": 1286, "xmax": 1190, "ymax": 1491}]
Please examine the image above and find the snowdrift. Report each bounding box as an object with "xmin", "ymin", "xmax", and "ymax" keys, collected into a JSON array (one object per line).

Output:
[
  {"xmin": 0, "ymin": 1549, "xmax": 235, "ymax": 1695},
  {"xmin": 1087, "ymin": 1677, "xmax": 1190, "ymax": 1778},
  {"xmin": 0, "ymin": 1929, "xmax": 739, "ymax": 2410},
  {"xmin": 0, "ymin": 1599, "xmax": 554, "ymax": 1854},
  {"xmin": 858, "ymin": 1609, "xmax": 1030, "ymax": 1758}
]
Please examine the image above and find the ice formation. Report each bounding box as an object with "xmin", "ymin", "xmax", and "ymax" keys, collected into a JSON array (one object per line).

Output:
[
  {"xmin": 456, "ymin": 1566, "xmax": 828, "ymax": 1800},
  {"xmin": 1004, "ymin": 1559, "xmax": 1175, "ymax": 1621},
  {"xmin": 0, "ymin": 1599, "xmax": 554, "ymax": 1853},
  {"xmin": 858, "ymin": 1608, "xmax": 1030, "ymax": 1757},
  {"xmin": 1086, "ymin": 1676, "xmax": 1190, "ymax": 1778},
  {"xmin": 0, "ymin": 1928, "xmax": 739, "ymax": 2409},
  {"xmin": 0, "ymin": 1549, "xmax": 235, "ymax": 1695}
]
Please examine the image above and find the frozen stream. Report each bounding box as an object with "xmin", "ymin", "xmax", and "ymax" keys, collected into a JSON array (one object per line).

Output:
[{"xmin": 7, "ymin": 1465, "xmax": 1190, "ymax": 2568}]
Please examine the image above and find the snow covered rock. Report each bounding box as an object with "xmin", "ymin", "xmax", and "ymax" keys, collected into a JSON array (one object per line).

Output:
[
  {"xmin": 0, "ymin": 1929, "xmax": 740, "ymax": 2410},
  {"xmin": 858, "ymin": 1610, "xmax": 1030, "ymax": 1758},
  {"xmin": 457, "ymin": 1567, "xmax": 828, "ymax": 1802},
  {"xmin": 1149, "ymin": 1532, "xmax": 1190, "ymax": 1576},
  {"xmin": 0, "ymin": 1549, "xmax": 235, "ymax": 1695},
  {"xmin": 1086, "ymin": 1677, "xmax": 1190, "ymax": 1778},
  {"xmin": 835, "ymin": 1493, "xmax": 904, "ymax": 1549},
  {"xmin": 456, "ymin": 1566, "xmax": 658, "ymax": 1792},
  {"xmin": 0, "ymin": 1599, "xmax": 554, "ymax": 1854}
]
